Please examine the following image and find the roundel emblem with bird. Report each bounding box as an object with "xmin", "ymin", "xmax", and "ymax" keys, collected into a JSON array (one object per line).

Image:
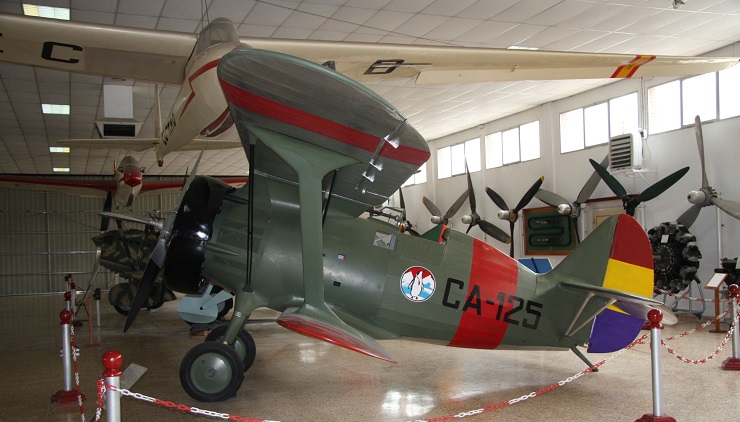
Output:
[{"xmin": 400, "ymin": 266, "xmax": 436, "ymax": 302}]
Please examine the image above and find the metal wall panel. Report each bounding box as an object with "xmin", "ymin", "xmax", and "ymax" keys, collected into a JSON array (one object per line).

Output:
[{"xmin": 0, "ymin": 181, "xmax": 181, "ymax": 296}]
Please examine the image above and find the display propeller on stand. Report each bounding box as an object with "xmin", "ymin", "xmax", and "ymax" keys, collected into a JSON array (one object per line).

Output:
[
  {"xmin": 485, "ymin": 176, "xmax": 544, "ymax": 257},
  {"xmin": 677, "ymin": 115, "xmax": 740, "ymax": 228},
  {"xmin": 461, "ymin": 164, "xmax": 511, "ymax": 245},
  {"xmin": 589, "ymin": 159, "xmax": 689, "ymax": 216},
  {"xmin": 422, "ymin": 189, "xmax": 469, "ymax": 226},
  {"xmin": 536, "ymin": 154, "xmax": 608, "ymax": 244}
]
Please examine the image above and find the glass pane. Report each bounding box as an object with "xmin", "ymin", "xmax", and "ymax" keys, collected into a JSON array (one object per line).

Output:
[
  {"xmin": 465, "ymin": 138, "xmax": 481, "ymax": 172},
  {"xmin": 609, "ymin": 92, "xmax": 638, "ymax": 137},
  {"xmin": 520, "ymin": 121, "xmax": 540, "ymax": 161},
  {"xmin": 560, "ymin": 108, "xmax": 584, "ymax": 153},
  {"xmin": 401, "ymin": 176, "xmax": 413, "ymax": 187},
  {"xmin": 414, "ymin": 162, "xmax": 427, "ymax": 184},
  {"xmin": 584, "ymin": 103, "xmax": 608, "ymax": 147},
  {"xmin": 485, "ymin": 132, "xmax": 503, "ymax": 169},
  {"xmin": 648, "ymin": 81, "xmax": 680, "ymax": 134},
  {"xmin": 437, "ymin": 146, "xmax": 451, "ymax": 179},
  {"xmin": 450, "ymin": 143, "xmax": 466, "ymax": 176},
  {"xmin": 502, "ymin": 127, "xmax": 520, "ymax": 164},
  {"xmin": 682, "ymin": 73, "xmax": 716, "ymax": 125},
  {"xmin": 719, "ymin": 65, "xmax": 740, "ymax": 119}
]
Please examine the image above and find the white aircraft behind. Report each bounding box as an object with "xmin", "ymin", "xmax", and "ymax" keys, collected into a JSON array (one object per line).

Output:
[{"xmin": 0, "ymin": 14, "xmax": 737, "ymax": 166}]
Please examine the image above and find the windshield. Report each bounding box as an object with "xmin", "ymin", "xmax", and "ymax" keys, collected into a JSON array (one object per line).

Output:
[{"xmin": 193, "ymin": 18, "xmax": 240, "ymax": 56}]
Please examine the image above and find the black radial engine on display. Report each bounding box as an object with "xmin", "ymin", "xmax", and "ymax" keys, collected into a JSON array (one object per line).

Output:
[{"xmin": 648, "ymin": 221, "xmax": 702, "ymax": 294}]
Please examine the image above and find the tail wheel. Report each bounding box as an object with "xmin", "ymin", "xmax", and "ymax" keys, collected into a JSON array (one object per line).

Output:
[
  {"xmin": 180, "ymin": 342, "xmax": 244, "ymax": 402},
  {"xmin": 647, "ymin": 221, "xmax": 702, "ymax": 294},
  {"xmin": 205, "ymin": 326, "xmax": 256, "ymax": 371}
]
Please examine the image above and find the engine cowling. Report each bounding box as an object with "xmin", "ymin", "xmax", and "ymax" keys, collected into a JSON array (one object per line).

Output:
[{"xmin": 163, "ymin": 175, "xmax": 235, "ymax": 294}]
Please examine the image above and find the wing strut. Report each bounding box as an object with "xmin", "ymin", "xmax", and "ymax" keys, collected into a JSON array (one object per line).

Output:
[{"xmin": 248, "ymin": 126, "xmax": 396, "ymax": 362}]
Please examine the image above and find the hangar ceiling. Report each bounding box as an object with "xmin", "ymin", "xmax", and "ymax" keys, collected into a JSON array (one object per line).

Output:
[{"xmin": 0, "ymin": 0, "xmax": 738, "ymax": 176}]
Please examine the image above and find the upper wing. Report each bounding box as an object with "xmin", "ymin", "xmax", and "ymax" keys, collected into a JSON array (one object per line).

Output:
[
  {"xmin": 245, "ymin": 38, "xmax": 739, "ymax": 84},
  {"xmin": 218, "ymin": 49, "xmax": 430, "ymax": 217},
  {"xmin": 0, "ymin": 13, "xmax": 194, "ymax": 84},
  {"xmin": 0, "ymin": 174, "xmax": 114, "ymax": 197}
]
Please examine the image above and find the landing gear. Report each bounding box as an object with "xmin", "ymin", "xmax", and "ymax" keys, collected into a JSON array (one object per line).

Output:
[
  {"xmin": 179, "ymin": 342, "xmax": 244, "ymax": 402},
  {"xmin": 205, "ymin": 326, "xmax": 256, "ymax": 371}
]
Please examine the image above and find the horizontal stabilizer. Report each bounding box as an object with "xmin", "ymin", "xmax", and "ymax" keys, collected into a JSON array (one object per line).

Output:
[
  {"xmin": 277, "ymin": 307, "xmax": 396, "ymax": 363},
  {"xmin": 561, "ymin": 281, "xmax": 677, "ymax": 325}
]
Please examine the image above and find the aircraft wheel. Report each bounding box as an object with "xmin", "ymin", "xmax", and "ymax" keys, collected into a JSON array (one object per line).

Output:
[
  {"xmin": 179, "ymin": 342, "xmax": 244, "ymax": 402},
  {"xmin": 113, "ymin": 305, "xmax": 130, "ymax": 316},
  {"xmin": 205, "ymin": 326, "xmax": 256, "ymax": 371}
]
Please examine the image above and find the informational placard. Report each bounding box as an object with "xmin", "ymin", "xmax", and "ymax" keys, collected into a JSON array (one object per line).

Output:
[
  {"xmin": 706, "ymin": 272, "xmax": 728, "ymax": 290},
  {"xmin": 522, "ymin": 206, "xmax": 577, "ymax": 255}
]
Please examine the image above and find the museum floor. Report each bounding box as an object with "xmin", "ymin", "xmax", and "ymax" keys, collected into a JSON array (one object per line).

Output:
[{"xmin": 1, "ymin": 294, "xmax": 737, "ymax": 422}]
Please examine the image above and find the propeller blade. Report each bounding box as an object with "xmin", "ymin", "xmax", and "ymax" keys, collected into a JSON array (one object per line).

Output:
[
  {"xmin": 509, "ymin": 221, "xmax": 515, "ymax": 257},
  {"xmin": 694, "ymin": 115, "xmax": 708, "ymax": 189},
  {"xmin": 536, "ymin": 189, "xmax": 569, "ymax": 209},
  {"xmin": 479, "ymin": 220, "xmax": 511, "ymax": 244},
  {"xmin": 637, "ymin": 166, "xmax": 690, "ymax": 203},
  {"xmin": 100, "ymin": 191, "xmax": 113, "ymax": 232},
  {"xmin": 123, "ymin": 240, "xmax": 165, "ymax": 332},
  {"xmin": 577, "ymin": 154, "xmax": 609, "ymax": 204},
  {"xmin": 514, "ymin": 176, "xmax": 544, "ymax": 213},
  {"xmin": 465, "ymin": 164, "xmax": 476, "ymax": 213},
  {"xmin": 485, "ymin": 187, "xmax": 509, "ymax": 210},
  {"xmin": 589, "ymin": 158, "xmax": 626, "ymax": 198},
  {"xmin": 444, "ymin": 189, "xmax": 470, "ymax": 221},
  {"xmin": 676, "ymin": 204, "xmax": 702, "ymax": 228},
  {"xmin": 712, "ymin": 197, "xmax": 740, "ymax": 221},
  {"xmin": 422, "ymin": 196, "xmax": 442, "ymax": 219}
]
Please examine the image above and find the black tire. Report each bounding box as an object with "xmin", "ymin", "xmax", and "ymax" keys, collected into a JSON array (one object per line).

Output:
[
  {"xmin": 205, "ymin": 326, "xmax": 256, "ymax": 371},
  {"xmin": 179, "ymin": 342, "xmax": 244, "ymax": 402},
  {"xmin": 113, "ymin": 305, "xmax": 130, "ymax": 316},
  {"xmin": 216, "ymin": 297, "xmax": 234, "ymax": 320}
]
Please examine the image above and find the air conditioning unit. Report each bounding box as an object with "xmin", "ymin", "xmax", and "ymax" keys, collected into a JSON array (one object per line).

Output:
[
  {"xmin": 95, "ymin": 119, "xmax": 143, "ymax": 138},
  {"xmin": 608, "ymin": 131, "xmax": 643, "ymax": 173}
]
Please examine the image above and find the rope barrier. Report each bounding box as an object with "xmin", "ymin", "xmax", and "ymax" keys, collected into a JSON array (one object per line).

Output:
[
  {"xmin": 654, "ymin": 287, "xmax": 719, "ymax": 302},
  {"xmin": 660, "ymin": 307, "xmax": 739, "ymax": 365}
]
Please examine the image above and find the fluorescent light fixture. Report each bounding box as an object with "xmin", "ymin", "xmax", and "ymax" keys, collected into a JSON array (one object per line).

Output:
[
  {"xmin": 53, "ymin": 167, "xmax": 70, "ymax": 173},
  {"xmin": 23, "ymin": 4, "xmax": 70, "ymax": 20},
  {"xmin": 49, "ymin": 147, "xmax": 70, "ymax": 153},
  {"xmin": 42, "ymin": 104, "xmax": 70, "ymax": 115},
  {"xmin": 508, "ymin": 45, "xmax": 539, "ymax": 50}
]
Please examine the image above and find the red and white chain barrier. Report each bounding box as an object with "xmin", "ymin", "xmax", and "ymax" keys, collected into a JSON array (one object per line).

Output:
[{"xmin": 654, "ymin": 286, "xmax": 719, "ymax": 302}]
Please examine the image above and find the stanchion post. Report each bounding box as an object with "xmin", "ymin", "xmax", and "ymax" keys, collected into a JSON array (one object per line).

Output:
[
  {"xmin": 103, "ymin": 350, "xmax": 123, "ymax": 422},
  {"xmin": 94, "ymin": 288, "xmax": 101, "ymax": 328},
  {"xmin": 64, "ymin": 291, "xmax": 72, "ymax": 312},
  {"xmin": 722, "ymin": 284, "xmax": 740, "ymax": 370},
  {"xmin": 51, "ymin": 309, "xmax": 79, "ymax": 405},
  {"xmin": 636, "ymin": 309, "xmax": 676, "ymax": 422}
]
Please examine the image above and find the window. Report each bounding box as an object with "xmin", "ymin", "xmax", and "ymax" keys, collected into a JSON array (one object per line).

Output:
[
  {"xmin": 648, "ymin": 81, "xmax": 681, "ymax": 134},
  {"xmin": 719, "ymin": 65, "xmax": 740, "ymax": 119},
  {"xmin": 560, "ymin": 93, "xmax": 638, "ymax": 154},
  {"xmin": 402, "ymin": 162, "xmax": 427, "ymax": 187},
  {"xmin": 437, "ymin": 138, "xmax": 480, "ymax": 179},
  {"xmin": 682, "ymin": 73, "xmax": 716, "ymax": 125},
  {"xmin": 486, "ymin": 121, "xmax": 540, "ymax": 167},
  {"xmin": 485, "ymin": 132, "xmax": 502, "ymax": 169}
]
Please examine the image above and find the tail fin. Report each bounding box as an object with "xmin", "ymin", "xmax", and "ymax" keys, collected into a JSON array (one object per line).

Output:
[{"xmin": 542, "ymin": 214, "xmax": 674, "ymax": 353}]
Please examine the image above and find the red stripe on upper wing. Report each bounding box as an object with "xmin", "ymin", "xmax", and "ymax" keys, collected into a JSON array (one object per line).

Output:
[
  {"xmin": 448, "ymin": 239, "xmax": 518, "ymax": 349},
  {"xmin": 610, "ymin": 55, "xmax": 656, "ymax": 78},
  {"xmin": 0, "ymin": 175, "xmax": 114, "ymax": 191},
  {"xmin": 219, "ymin": 79, "xmax": 430, "ymax": 167}
]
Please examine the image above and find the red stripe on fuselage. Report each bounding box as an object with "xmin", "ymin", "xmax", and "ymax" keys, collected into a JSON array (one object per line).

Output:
[
  {"xmin": 448, "ymin": 239, "xmax": 519, "ymax": 349},
  {"xmin": 219, "ymin": 79, "xmax": 430, "ymax": 167},
  {"xmin": 180, "ymin": 59, "xmax": 220, "ymax": 118}
]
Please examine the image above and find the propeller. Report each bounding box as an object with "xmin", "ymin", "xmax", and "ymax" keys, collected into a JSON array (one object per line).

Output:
[
  {"xmin": 485, "ymin": 176, "xmax": 544, "ymax": 257},
  {"xmin": 589, "ymin": 159, "xmax": 689, "ymax": 217},
  {"xmin": 123, "ymin": 151, "xmax": 204, "ymax": 332},
  {"xmin": 676, "ymin": 115, "xmax": 740, "ymax": 228},
  {"xmin": 535, "ymin": 154, "xmax": 609, "ymax": 243},
  {"xmin": 460, "ymin": 164, "xmax": 511, "ymax": 245},
  {"xmin": 422, "ymin": 189, "xmax": 469, "ymax": 226},
  {"xmin": 397, "ymin": 189, "xmax": 419, "ymax": 236}
]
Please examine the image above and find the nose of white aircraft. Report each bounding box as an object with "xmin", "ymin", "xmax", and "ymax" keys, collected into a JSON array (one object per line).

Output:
[{"xmin": 123, "ymin": 167, "xmax": 142, "ymax": 187}]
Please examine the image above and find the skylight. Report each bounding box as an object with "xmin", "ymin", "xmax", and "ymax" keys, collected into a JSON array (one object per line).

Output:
[
  {"xmin": 53, "ymin": 168, "xmax": 70, "ymax": 173},
  {"xmin": 42, "ymin": 104, "xmax": 70, "ymax": 115},
  {"xmin": 23, "ymin": 4, "xmax": 70, "ymax": 20},
  {"xmin": 49, "ymin": 147, "xmax": 70, "ymax": 153}
]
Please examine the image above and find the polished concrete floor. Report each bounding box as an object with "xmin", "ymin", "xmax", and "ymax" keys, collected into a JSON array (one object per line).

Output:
[{"xmin": 1, "ymin": 293, "xmax": 738, "ymax": 422}]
